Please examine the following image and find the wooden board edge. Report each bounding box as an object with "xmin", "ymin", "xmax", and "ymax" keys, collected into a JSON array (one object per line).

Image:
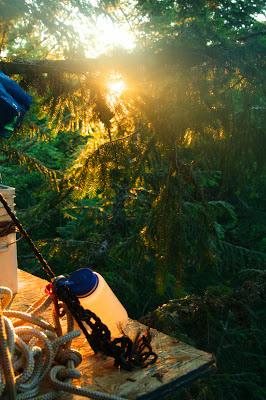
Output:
[{"xmin": 136, "ymin": 359, "xmax": 216, "ymax": 400}]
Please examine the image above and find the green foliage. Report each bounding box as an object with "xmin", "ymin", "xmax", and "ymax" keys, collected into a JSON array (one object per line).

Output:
[
  {"xmin": 142, "ymin": 271, "xmax": 266, "ymax": 400},
  {"xmin": 0, "ymin": 1, "xmax": 266, "ymax": 399},
  {"xmin": 0, "ymin": 0, "xmax": 95, "ymax": 57}
]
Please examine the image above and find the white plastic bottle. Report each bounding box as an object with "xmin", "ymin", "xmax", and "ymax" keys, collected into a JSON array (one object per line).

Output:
[{"xmin": 65, "ymin": 268, "xmax": 128, "ymax": 338}]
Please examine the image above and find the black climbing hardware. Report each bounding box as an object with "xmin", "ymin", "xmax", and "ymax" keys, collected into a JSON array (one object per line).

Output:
[
  {"xmin": 0, "ymin": 191, "xmax": 158, "ymax": 370},
  {"xmin": 52, "ymin": 278, "xmax": 158, "ymax": 371}
]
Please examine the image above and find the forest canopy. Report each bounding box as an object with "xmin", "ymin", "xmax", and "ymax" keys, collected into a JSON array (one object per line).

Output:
[{"xmin": 0, "ymin": 1, "xmax": 266, "ymax": 399}]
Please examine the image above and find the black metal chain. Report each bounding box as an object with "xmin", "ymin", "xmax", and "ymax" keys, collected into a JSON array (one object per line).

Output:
[
  {"xmin": 0, "ymin": 191, "xmax": 158, "ymax": 370},
  {"xmin": 53, "ymin": 280, "xmax": 158, "ymax": 371}
]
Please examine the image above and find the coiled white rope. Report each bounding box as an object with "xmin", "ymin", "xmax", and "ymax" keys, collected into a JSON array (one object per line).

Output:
[{"xmin": 0, "ymin": 287, "xmax": 126, "ymax": 400}]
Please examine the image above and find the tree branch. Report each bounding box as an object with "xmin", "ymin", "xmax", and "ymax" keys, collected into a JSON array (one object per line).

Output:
[
  {"xmin": 0, "ymin": 46, "xmax": 208, "ymax": 76},
  {"xmin": 238, "ymin": 30, "xmax": 266, "ymax": 41},
  {"xmin": 0, "ymin": 54, "xmax": 141, "ymax": 75}
]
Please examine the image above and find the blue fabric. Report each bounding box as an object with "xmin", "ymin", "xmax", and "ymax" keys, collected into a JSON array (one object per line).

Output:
[{"xmin": 0, "ymin": 71, "xmax": 32, "ymax": 138}]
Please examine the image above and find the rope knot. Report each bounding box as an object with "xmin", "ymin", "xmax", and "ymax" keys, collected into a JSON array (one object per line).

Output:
[
  {"xmin": 56, "ymin": 348, "xmax": 82, "ymax": 368},
  {"xmin": 56, "ymin": 365, "xmax": 81, "ymax": 380}
]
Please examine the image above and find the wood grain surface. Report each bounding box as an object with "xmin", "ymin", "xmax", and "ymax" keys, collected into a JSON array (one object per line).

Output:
[{"xmin": 10, "ymin": 269, "xmax": 215, "ymax": 399}]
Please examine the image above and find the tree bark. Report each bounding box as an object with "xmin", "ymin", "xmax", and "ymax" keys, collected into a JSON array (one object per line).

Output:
[
  {"xmin": 0, "ymin": 58, "xmax": 103, "ymax": 75},
  {"xmin": 0, "ymin": 54, "xmax": 143, "ymax": 75},
  {"xmin": 0, "ymin": 47, "xmax": 208, "ymax": 76}
]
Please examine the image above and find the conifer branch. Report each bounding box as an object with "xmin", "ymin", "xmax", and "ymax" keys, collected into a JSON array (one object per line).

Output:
[{"xmin": 0, "ymin": 47, "xmax": 209, "ymax": 75}]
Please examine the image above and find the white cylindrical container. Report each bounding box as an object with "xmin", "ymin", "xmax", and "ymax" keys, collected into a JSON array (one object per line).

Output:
[
  {"xmin": 0, "ymin": 202, "xmax": 16, "ymax": 222},
  {"xmin": 63, "ymin": 268, "xmax": 128, "ymax": 338},
  {"xmin": 0, "ymin": 185, "xmax": 18, "ymax": 293}
]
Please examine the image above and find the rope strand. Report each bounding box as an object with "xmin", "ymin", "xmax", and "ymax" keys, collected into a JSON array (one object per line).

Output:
[
  {"xmin": 0, "ymin": 286, "xmax": 126, "ymax": 400},
  {"xmin": 0, "ymin": 291, "xmax": 17, "ymax": 400}
]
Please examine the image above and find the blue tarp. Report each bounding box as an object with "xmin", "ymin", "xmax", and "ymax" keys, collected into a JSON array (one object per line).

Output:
[{"xmin": 0, "ymin": 71, "xmax": 32, "ymax": 138}]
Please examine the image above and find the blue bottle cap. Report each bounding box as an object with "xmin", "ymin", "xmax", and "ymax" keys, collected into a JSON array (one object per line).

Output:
[{"xmin": 68, "ymin": 268, "xmax": 99, "ymax": 297}]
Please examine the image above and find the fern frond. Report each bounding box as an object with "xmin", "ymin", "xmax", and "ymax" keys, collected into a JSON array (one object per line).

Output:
[{"xmin": 220, "ymin": 240, "xmax": 266, "ymax": 270}]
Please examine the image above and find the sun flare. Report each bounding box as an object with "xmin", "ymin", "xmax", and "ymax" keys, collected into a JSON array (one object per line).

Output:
[
  {"xmin": 107, "ymin": 79, "xmax": 126, "ymax": 97},
  {"xmin": 70, "ymin": 12, "xmax": 135, "ymax": 58}
]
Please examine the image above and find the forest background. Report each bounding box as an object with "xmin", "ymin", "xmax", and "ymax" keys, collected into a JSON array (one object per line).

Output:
[{"xmin": 0, "ymin": 1, "xmax": 265, "ymax": 399}]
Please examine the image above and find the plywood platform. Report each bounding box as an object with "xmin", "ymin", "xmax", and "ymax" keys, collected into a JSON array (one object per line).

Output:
[{"xmin": 12, "ymin": 269, "xmax": 215, "ymax": 399}]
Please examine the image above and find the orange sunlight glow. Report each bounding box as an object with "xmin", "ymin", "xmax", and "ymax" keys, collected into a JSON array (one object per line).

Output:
[
  {"xmin": 106, "ymin": 75, "xmax": 127, "ymax": 108},
  {"xmin": 107, "ymin": 79, "xmax": 126, "ymax": 97}
]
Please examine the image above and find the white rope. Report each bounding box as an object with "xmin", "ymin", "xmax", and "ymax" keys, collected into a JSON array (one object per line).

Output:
[{"xmin": 0, "ymin": 286, "xmax": 126, "ymax": 400}]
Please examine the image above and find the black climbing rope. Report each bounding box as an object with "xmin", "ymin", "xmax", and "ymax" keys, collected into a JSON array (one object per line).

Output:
[
  {"xmin": 0, "ymin": 192, "xmax": 158, "ymax": 370},
  {"xmin": 0, "ymin": 192, "xmax": 55, "ymax": 279}
]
